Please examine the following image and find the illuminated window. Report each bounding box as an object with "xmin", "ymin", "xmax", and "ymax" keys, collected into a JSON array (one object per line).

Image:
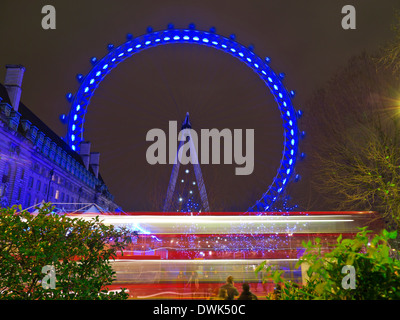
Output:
[{"xmin": 55, "ymin": 190, "xmax": 60, "ymax": 200}]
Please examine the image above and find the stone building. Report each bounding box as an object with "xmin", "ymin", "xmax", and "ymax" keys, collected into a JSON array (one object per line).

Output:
[{"xmin": 0, "ymin": 64, "xmax": 119, "ymax": 212}]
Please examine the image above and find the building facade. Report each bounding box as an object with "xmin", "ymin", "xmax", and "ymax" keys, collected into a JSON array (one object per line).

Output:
[{"xmin": 0, "ymin": 64, "xmax": 119, "ymax": 212}]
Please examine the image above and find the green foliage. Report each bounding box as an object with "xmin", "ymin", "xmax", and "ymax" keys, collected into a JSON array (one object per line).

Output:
[
  {"xmin": 0, "ymin": 204, "xmax": 133, "ymax": 299},
  {"xmin": 256, "ymin": 228, "xmax": 400, "ymax": 300}
]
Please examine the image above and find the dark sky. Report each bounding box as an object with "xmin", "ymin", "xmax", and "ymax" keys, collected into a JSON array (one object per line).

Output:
[{"xmin": 1, "ymin": 0, "xmax": 399, "ymax": 211}]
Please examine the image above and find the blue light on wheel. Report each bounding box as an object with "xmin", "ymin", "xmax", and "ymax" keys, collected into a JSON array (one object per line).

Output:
[{"xmin": 65, "ymin": 25, "xmax": 302, "ymax": 212}]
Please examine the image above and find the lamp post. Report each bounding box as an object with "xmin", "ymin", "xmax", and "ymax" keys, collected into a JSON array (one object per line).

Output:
[{"xmin": 46, "ymin": 169, "xmax": 54, "ymax": 202}]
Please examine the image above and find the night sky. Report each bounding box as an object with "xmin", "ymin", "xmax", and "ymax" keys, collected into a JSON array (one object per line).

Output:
[{"xmin": 1, "ymin": 0, "xmax": 399, "ymax": 212}]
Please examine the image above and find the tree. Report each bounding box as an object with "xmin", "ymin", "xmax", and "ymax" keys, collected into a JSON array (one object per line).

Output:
[
  {"xmin": 256, "ymin": 227, "xmax": 400, "ymax": 300},
  {"xmin": 298, "ymin": 13, "xmax": 400, "ymax": 234},
  {"xmin": 300, "ymin": 50, "xmax": 400, "ymax": 234},
  {"xmin": 0, "ymin": 203, "xmax": 133, "ymax": 299},
  {"xmin": 315, "ymin": 112, "xmax": 400, "ymax": 229},
  {"xmin": 378, "ymin": 12, "xmax": 400, "ymax": 76}
]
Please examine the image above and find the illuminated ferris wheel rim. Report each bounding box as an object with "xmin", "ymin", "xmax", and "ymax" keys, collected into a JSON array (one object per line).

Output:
[{"xmin": 63, "ymin": 24, "xmax": 303, "ymax": 212}]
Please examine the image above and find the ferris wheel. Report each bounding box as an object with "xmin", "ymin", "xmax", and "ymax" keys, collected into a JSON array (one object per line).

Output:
[{"xmin": 61, "ymin": 23, "xmax": 304, "ymax": 212}]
